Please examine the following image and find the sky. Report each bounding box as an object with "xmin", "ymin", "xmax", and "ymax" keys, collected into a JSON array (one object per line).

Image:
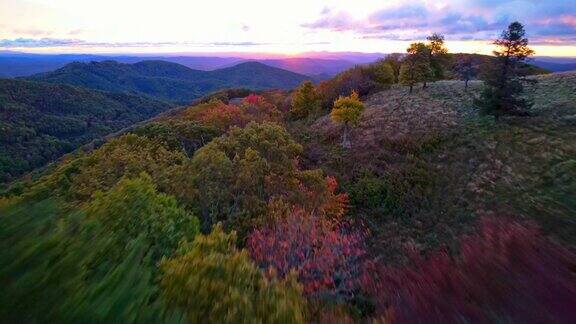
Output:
[{"xmin": 1, "ymin": 0, "xmax": 575, "ymax": 56}]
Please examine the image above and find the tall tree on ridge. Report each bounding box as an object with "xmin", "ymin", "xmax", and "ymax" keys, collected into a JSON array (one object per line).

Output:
[
  {"xmin": 382, "ymin": 53, "xmax": 403, "ymax": 83},
  {"xmin": 475, "ymin": 21, "xmax": 535, "ymax": 118},
  {"xmin": 426, "ymin": 33, "xmax": 450, "ymax": 84},
  {"xmin": 399, "ymin": 43, "xmax": 431, "ymax": 93}
]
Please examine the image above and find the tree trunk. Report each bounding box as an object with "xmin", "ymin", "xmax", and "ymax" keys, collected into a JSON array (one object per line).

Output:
[{"xmin": 341, "ymin": 123, "xmax": 351, "ymax": 149}]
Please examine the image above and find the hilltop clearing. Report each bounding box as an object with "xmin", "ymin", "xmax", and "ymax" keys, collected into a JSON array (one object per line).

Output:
[{"xmin": 299, "ymin": 72, "xmax": 576, "ymax": 260}]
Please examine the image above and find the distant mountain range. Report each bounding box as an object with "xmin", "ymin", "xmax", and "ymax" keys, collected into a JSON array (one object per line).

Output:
[
  {"xmin": 26, "ymin": 60, "xmax": 312, "ymax": 103},
  {"xmin": 0, "ymin": 52, "xmax": 361, "ymax": 78},
  {"xmin": 531, "ymin": 60, "xmax": 576, "ymax": 73},
  {"xmin": 0, "ymin": 78, "xmax": 174, "ymax": 182}
]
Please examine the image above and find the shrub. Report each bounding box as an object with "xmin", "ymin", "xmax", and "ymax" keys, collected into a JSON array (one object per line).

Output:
[
  {"xmin": 240, "ymin": 94, "xmax": 282, "ymax": 123},
  {"xmin": 160, "ymin": 224, "xmax": 307, "ymax": 324},
  {"xmin": 361, "ymin": 217, "xmax": 576, "ymax": 323},
  {"xmin": 247, "ymin": 207, "xmax": 367, "ymax": 302}
]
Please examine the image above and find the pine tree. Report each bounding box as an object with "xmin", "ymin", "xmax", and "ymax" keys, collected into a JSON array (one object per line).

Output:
[
  {"xmin": 290, "ymin": 80, "xmax": 321, "ymax": 120},
  {"xmin": 475, "ymin": 22, "xmax": 535, "ymax": 118},
  {"xmin": 371, "ymin": 59, "xmax": 395, "ymax": 85}
]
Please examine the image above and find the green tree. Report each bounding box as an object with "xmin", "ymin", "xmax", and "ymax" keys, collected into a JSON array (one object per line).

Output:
[
  {"xmin": 330, "ymin": 91, "xmax": 365, "ymax": 149},
  {"xmin": 171, "ymin": 122, "xmax": 304, "ymax": 234},
  {"xmin": 399, "ymin": 43, "xmax": 431, "ymax": 93},
  {"xmin": 370, "ymin": 60, "xmax": 395, "ymax": 86},
  {"xmin": 86, "ymin": 173, "xmax": 199, "ymax": 259},
  {"xmin": 382, "ymin": 53, "xmax": 403, "ymax": 83},
  {"xmin": 160, "ymin": 224, "xmax": 306, "ymax": 324},
  {"xmin": 426, "ymin": 33, "xmax": 450, "ymax": 82},
  {"xmin": 290, "ymin": 81, "xmax": 322, "ymax": 120},
  {"xmin": 475, "ymin": 22, "xmax": 535, "ymax": 118},
  {"xmin": 454, "ymin": 55, "xmax": 477, "ymax": 91}
]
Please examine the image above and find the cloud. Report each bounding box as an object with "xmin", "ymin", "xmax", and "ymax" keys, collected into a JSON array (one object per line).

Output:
[
  {"xmin": 0, "ymin": 38, "xmax": 83, "ymax": 47},
  {"xmin": 67, "ymin": 29, "xmax": 85, "ymax": 36},
  {"xmin": 11, "ymin": 29, "xmax": 52, "ymax": 37},
  {"xmin": 303, "ymin": 1, "xmax": 576, "ymax": 44},
  {"xmin": 0, "ymin": 38, "xmax": 275, "ymax": 49}
]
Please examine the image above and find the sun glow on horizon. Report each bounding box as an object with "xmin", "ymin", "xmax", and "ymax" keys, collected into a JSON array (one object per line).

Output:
[{"xmin": 1, "ymin": 0, "xmax": 575, "ymax": 57}]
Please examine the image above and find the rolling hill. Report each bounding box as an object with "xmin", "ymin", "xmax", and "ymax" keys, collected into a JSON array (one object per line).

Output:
[
  {"xmin": 532, "ymin": 60, "xmax": 576, "ymax": 72},
  {"xmin": 0, "ymin": 52, "xmax": 243, "ymax": 77},
  {"xmin": 26, "ymin": 60, "xmax": 312, "ymax": 103},
  {"xmin": 0, "ymin": 78, "xmax": 174, "ymax": 183},
  {"xmin": 0, "ymin": 52, "xmax": 362, "ymax": 78}
]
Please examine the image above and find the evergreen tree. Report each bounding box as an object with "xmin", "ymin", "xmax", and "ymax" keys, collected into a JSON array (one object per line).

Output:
[
  {"xmin": 475, "ymin": 22, "xmax": 535, "ymax": 118},
  {"xmin": 371, "ymin": 60, "xmax": 395, "ymax": 86},
  {"xmin": 290, "ymin": 81, "xmax": 321, "ymax": 120}
]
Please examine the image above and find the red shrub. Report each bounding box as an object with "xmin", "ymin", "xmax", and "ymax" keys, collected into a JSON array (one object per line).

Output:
[
  {"xmin": 187, "ymin": 100, "xmax": 247, "ymax": 130},
  {"xmin": 241, "ymin": 94, "xmax": 281, "ymax": 122},
  {"xmin": 247, "ymin": 208, "xmax": 366, "ymax": 301},
  {"xmin": 361, "ymin": 217, "xmax": 576, "ymax": 323}
]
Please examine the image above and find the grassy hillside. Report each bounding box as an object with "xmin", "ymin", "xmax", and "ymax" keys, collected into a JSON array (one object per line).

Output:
[
  {"xmin": 27, "ymin": 60, "xmax": 312, "ymax": 103},
  {"xmin": 0, "ymin": 78, "xmax": 174, "ymax": 183},
  {"xmin": 299, "ymin": 72, "xmax": 576, "ymax": 260}
]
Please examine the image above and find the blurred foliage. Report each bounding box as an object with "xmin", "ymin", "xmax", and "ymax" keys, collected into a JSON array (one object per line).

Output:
[
  {"xmin": 0, "ymin": 173, "xmax": 196, "ymax": 322},
  {"xmin": 160, "ymin": 224, "xmax": 307, "ymax": 324}
]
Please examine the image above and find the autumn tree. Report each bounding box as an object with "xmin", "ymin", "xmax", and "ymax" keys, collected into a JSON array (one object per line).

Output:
[
  {"xmin": 475, "ymin": 22, "xmax": 535, "ymax": 118},
  {"xmin": 399, "ymin": 43, "xmax": 431, "ymax": 93},
  {"xmin": 330, "ymin": 91, "xmax": 365, "ymax": 149},
  {"xmin": 160, "ymin": 224, "xmax": 306, "ymax": 324},
  {"xmin": 454, "ymin": 55, "xmax": 477, "ymax": 90},
  {"xmin": 426, "ymin": 33, "xmax": 450, "ymax": 82},
  {"xmin": 290, "ymin": 81, "xmax": 322, "ymax": 120},
  {"xmin": 240, "ymin": 94, "xmax": 282, "ymax": 123}
]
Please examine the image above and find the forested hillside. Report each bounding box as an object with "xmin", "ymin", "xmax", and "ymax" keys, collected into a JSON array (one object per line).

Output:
[
  {"xmin": 3, "ymin": 68, "xmax": 576, "ymax": 321},
  {"xmin": 2, "ymin": 23, "xmax": 576, "ymax": 323},
  {"xmin": 27, "ymin": 60, "xmax": 312, "ymax": 103},
  {"xmin": 0, "ymin": 78, "xmax": 173, "ymax": 183}
]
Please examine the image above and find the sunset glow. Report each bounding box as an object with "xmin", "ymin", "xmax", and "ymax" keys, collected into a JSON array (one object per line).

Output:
[{"xmin": 1, "ymin": 0, "xmax": 575, "ymax": 56}]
